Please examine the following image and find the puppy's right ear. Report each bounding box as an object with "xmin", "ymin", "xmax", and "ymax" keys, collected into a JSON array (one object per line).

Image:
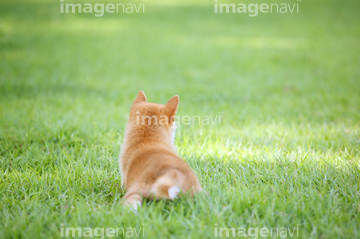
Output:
[
  {"xmin": 164, "ymin": 95, "xmax": 179, "ymax": 124},
  {"xmin": 133, "ymin": 90, "xmax": 147, "ymax": 104}
]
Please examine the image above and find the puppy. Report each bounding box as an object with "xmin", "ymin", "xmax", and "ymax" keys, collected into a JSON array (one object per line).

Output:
[{"xmin": 119, "ymin": 91, "xmax": 202, "ymax": 211}]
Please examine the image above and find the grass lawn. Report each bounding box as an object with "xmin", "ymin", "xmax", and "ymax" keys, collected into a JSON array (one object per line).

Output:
[{"xmin": 1, "ymin": 0, "xmax": 360, "ymax": 238}]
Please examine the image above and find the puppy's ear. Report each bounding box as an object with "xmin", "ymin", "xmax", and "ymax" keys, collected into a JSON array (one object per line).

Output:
[
  {"xmin": 133, "ymin": 90, "xmax": 147, "ymax": 104},
  {"xmin": 165, "ymin": 95, "xmax": 179, "ymax": 124}
]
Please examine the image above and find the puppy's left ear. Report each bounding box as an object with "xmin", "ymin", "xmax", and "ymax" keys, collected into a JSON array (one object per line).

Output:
[
  {"xmin": 165, "ymin": 95, "xmax": 179, "ymax": 124},
  {"xmin": 133, "ymin": 90, "xmax": 147, "ymax": 105}
]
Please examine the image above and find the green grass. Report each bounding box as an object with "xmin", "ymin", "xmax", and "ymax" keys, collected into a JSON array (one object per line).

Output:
[{"xmin": 1, "ymin": 0, "xmax": 360, "ymax": 238}]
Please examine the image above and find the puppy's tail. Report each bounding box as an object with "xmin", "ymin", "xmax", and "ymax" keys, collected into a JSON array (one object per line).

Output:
[{"xmin": 151, "ymin": 169, "xmax": 184, "ymax": 200}]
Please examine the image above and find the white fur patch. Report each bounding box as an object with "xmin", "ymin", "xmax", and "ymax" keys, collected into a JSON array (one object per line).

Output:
[
  {"xmin": 168, "ymin": 185, "xmax": 181, "ymax": 200},
  {"xmin": 130, "ymin": 200, "xmax": 142, "ymax": 214},
  {"xmin": 171, "ymin": 122, "xmax": 177, "ymax": 143}
]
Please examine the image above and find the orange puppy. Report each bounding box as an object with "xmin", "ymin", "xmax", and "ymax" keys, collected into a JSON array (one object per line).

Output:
[{"xmin": 119, "ymin": 91, "xmax": 202, "ymax": 211}]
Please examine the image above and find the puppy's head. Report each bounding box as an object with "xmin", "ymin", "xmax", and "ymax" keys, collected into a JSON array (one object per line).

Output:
[{"xmin": 128, "ymin": 91, "xmax": 179, "ymax": 133}]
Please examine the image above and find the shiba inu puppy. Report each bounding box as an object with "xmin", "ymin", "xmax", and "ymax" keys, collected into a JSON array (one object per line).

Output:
[{"xmin": 119, "ymin": 91, "xmax": 202, "ymax": 211}]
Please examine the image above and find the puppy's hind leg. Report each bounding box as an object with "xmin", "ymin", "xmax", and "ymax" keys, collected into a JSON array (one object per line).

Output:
[
  {"xmin": 122, "ymin": 191, "xmax": 143, "ymax": 213},
  {"xmin": 122, "ymin": 184, "xmax": 151, "ymax": 213}
]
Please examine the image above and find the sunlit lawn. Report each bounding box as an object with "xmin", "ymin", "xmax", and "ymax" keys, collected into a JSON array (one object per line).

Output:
[{"xmin": 0, "ymin": 0, "xmax": 359, "ymax": 238}]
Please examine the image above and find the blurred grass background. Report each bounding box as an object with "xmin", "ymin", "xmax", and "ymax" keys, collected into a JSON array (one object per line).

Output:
[{"xmin": 1, "ymin": 0, "xmax": 360, "ymax": 238}]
